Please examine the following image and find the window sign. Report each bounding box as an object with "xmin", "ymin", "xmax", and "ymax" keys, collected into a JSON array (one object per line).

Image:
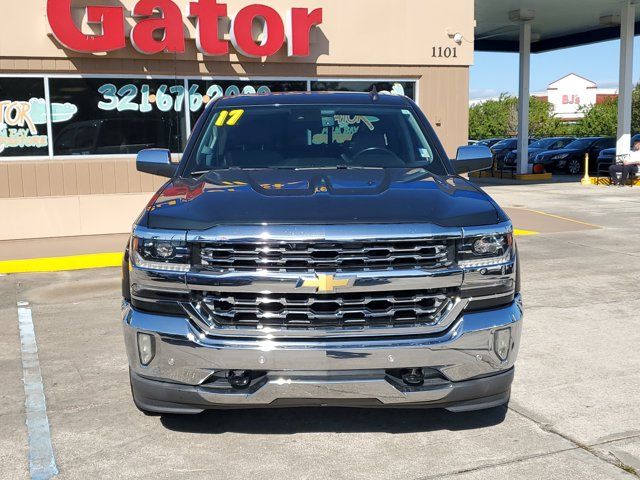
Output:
[
  {"xmin": 310, "ymin": 81, "xmax": 415, "ymax": 99},
  {"xmin": 97, "ymin": 82, "xmax": 186, "ymax": 113},
  {"xmin": 0, "ymin": 78, "xmax": 53, "ymax": 157},
  {"xmin": 0, "ymin": 77, "xmax": 415, "ymax": 159},
  {"xmin": 49, "ymin": 78, "xmax": 186, "ymax": 155},
  {"xmin": 310, "ymin": 114, "xmax": 381, "ymax": 145},
  {"xmin": 187, "ymin": 80, "xmax": 307, "ymax": 126}
]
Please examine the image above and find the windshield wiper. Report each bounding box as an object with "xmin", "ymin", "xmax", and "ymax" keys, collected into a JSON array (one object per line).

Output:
[
  {"xmin": 189, "ymin": 166, "xmax": 245, "ymax": 176},
  {"xmin": 189, "ymin": 170, "xmax": 211, "ymax": 176},
  {"xmin": 293, "ymin": 165, "xmax": 384, "ymax": 171}
]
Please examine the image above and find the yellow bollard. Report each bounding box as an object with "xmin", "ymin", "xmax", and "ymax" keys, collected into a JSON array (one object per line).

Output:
[{"xmin": 581, "ymin": 153, "xmax": 591, "ymax": 185}]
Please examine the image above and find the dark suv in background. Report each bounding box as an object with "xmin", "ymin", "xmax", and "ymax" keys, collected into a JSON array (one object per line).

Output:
[
  {"xmin": 597, "ymin": 134, "xmax": 640, "ymax": 169},
  {"xmin": 475, "ymin": 138, "xmax": 503, "ymax": 148},
  {"xmin": 491, "ymin": 138, "xmax": 537, "ymax": 171},
  {"xmin": 503, "ymin": 137, "xmax": 575, "ymax": 171},
  {"xmin": 533, "ymin": 137, "xmax": 615, "ymax": 174}
]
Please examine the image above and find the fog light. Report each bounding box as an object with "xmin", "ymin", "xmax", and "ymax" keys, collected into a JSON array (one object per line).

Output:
[
  {"xmin": 137, "ymin": 333, "xmax": 155, "ymax": 366},
  {"xmin": 494, "ymin": 328, "xmax": 511, "ymax": 361}
]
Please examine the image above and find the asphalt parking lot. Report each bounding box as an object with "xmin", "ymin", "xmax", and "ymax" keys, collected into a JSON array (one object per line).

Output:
[{"xmin": 2, "ymin": 180, "xmax": 640, "ymax": 480}]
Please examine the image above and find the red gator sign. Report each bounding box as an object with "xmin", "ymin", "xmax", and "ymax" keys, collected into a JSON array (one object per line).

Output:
[{"xmin": 46, "ymin": 0, "xmax": 323, "ymax": 58}]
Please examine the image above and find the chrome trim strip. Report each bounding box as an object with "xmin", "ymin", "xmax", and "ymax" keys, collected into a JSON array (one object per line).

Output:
[
  {"xmin": 181, "ymin": 296, "xmax": 471, "ymax": 338},
  {"xmin": 185, "ymin": 267, "xmax": 463, "ymax": 293},
  {"xmin": 132, "ymin": 225, "xmax": 187, "ymax": 242},
  {"xmin": 187, "ymin": 223, "xmax": 463, "ymax": 243},
  {"xmin": 461, "ymin": 221, "xmax": 513, "ymax": 238}
]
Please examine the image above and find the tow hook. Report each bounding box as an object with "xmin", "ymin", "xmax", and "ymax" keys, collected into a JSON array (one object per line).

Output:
[
  {"xmin": 402, "ymin": 368, "xmax": 425, "ymax": 386},
  {"xmin": 228, "ymin": 370, "xmax": 252, "ymax": 389}
]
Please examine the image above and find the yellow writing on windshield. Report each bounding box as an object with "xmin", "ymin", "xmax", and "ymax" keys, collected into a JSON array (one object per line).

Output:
[{"xmin": 215, "ymin": 109, "xmax": 244, "ymax": 126}]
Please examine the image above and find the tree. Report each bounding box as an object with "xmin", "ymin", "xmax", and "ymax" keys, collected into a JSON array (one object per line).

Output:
[
  {"xmin": 631, "ymin": 83, "xmax": 640, "ymax": 134},
  {"xmin": 469, "ymin": 94, "xmax": 517, "ymax": 139},
  {"xmin": 573, "ymin": 99, "xmax": 618, "ymax": 137},
  {"xmin": 528, "ymin": 97, "xmax": 573, "ymax": 137},
  {"xmin": 469, "ymin": 94, "xmax": 571, "ymax": 139}
]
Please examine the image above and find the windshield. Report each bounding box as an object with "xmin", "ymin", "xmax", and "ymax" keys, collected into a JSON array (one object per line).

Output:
[
  {"xmin": 564, "ymin": 138, "xmax": 594, "ymax": 150},
  {"xmin": 529, "ymin": 138, "xmax": 557, "ymax": 149},
  {"xmin": 184, "ymin": 104, "xmax": 445, "ymax": 175},
  {"xmin": 492, "ymin": 139, "xmax": 516, "ymax": 149}
]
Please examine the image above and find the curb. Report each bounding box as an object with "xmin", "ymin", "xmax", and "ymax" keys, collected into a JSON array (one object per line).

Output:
[{"xmin": 0, "ymin": 253, "xmax": 123, "ymax": 274}]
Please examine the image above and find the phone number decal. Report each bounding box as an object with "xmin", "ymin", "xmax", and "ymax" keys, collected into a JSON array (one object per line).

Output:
[{"xmin": 98, "ymin": 83, "xmax": 272, "ymax": 113}]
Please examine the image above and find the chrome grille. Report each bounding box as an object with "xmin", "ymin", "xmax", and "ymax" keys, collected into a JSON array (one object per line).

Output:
[
  {"xmin": 198, "ymin": 239, "xmax": 453, "ymax": 272},
  {"xmin": 193, "ymin": 290, "xmax": 454, "ymax": 330}
]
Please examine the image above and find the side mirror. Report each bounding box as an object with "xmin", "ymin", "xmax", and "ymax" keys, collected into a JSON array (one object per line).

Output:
[
  {"xmin": 453, "ymin": 145, "xmax": 493, "ymax": 174},
  {"xmin": 136, "ymin": 149, "xmax": 177, "ymax": 178}
]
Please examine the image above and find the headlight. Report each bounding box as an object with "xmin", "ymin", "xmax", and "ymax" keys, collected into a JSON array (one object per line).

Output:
[
  {"xmin": 551, "ymin": 153, "xmax": 569, "ymax": 160},
  {"xmin": 130, "ymin": 232, "xmax": 190, "ymax": 272},
  {"xmin": 457, "ymin": 231, "xmax": 513, "ymax": 268}
]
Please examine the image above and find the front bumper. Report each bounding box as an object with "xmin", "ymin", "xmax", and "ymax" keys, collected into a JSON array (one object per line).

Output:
[{"xmin": 123, "ymin": 295, "xmax": 523, "ymax": 413}]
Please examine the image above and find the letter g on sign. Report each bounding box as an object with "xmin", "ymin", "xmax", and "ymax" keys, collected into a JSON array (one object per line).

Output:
[{"xmin": 47, "ymin": 0, "xmax": 125, "ymax": 52}]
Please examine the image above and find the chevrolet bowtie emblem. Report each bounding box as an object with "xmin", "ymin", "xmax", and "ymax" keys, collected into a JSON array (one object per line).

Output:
[{"xmin": 300, "ymin": 274, "xmax": 350, "ymax": 293}]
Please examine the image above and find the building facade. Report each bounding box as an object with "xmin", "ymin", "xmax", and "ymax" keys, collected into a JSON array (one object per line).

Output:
[
  {"xmin": 0, "ymin": 0, "xmax": 474, "ymax": 240},
  {"xmin": 532, "ymin": 73, "xmax": 618, "ymax": 122}
]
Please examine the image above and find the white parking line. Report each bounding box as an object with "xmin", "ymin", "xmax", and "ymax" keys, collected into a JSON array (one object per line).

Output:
[{"xmin": 17, "ymin": 301, "xmax": 58, "ymax": 480}]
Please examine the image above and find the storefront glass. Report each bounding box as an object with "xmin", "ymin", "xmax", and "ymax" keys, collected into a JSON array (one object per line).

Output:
[
  {"xmin": 49, "ymin": 78, "xmax": 186, "ymax": 155},
  {"xmin": 0, "ymin": 77, "xmax": 49, "ymax": 157},
  {"xmin": 0, "ymin": 76, "xmax": 416, "ymax": 159}
]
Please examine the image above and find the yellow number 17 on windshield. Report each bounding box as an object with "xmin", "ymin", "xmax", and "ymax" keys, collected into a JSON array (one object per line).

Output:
[{"xmin": 215, "ymin": 109, "xmax": 244, "ymax": 126}]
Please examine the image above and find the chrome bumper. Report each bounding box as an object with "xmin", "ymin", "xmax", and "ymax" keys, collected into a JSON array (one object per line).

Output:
[{"xmin": 123, "ymin": 295, "xmax": 523, "ymax": 412}]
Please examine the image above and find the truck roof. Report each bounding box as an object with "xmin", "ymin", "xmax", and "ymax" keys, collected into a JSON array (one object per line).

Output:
[{"xmin": 214, "ymin": 91, "xmax": 412, "ymax": 108}]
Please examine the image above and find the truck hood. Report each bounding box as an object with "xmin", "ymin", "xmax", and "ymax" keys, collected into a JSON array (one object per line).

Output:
[{"xmin": 145, "ymin": 168, "xmax": 503, "ymax": 230}]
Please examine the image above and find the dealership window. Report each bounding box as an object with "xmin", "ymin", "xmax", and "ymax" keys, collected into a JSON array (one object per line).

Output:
[
  {"xmin": 49, "ymin": 78, "xmax": 187, "ymax": 155},
  {"xmin": 187, "ymin": 80, "xmax": 307, "ymax": 126},
  {"xmin": 0, "ymin": 77, "xmax": 49, "ymax": 158},
  {"xmin": 0, "ymin": 76, "xmax": 416, "ymax": 159},
  {"xmin": 310, "ymin": 81, "xmax": 416, "ymax": 100}
]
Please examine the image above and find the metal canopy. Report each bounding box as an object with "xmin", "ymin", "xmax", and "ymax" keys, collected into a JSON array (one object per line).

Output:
[{"xmin": 475, "ymin": 0, "xmax": 640, "ymax": 53}]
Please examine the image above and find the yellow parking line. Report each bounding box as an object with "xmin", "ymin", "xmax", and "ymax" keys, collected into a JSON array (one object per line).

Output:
[
  {"xmin": 0, "ymin": 252, "xmax": 123, "ymax": 274},
  {"xmin": 514, "ymin": 229, "xmax": 538, "ymax": 236},
  {"xmin": 512, "ymin": 207, "xmax": 602, "ymax": 228}
]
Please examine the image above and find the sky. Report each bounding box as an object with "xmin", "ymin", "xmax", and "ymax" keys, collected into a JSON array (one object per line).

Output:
[{"xmin": 470, "ymin": 37, "xmax": 640, "ymax": 100}]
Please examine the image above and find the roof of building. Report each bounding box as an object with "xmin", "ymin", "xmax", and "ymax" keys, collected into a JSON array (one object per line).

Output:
[
  {"xmin": 475, "ymin": 0, "xmax": 640, "ymax": 53},
  {"xmin": 548, "ymin": 73, "xmax": 597, "ymax": 87}
]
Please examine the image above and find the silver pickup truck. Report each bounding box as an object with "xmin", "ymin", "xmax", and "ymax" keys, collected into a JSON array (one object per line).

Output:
[{"xmin": 122, "ymin": 91, "xmax": 522, "ymax": 414}]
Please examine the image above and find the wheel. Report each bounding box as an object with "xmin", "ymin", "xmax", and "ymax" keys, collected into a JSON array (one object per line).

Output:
[{"xmin": 566, "ymin": 158, "xmax": 581, "ymax": 175}]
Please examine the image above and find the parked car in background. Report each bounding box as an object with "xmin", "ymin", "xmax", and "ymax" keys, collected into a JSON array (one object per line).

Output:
[
  {"xmin": 491, "ymin": 137, "xmax": 537, "ymax": 171},
  {"xmin": 503, "ymin": 137, "xmax": 575, "ymax": 171},
  {"xmin": 533, "ymin": 137, "xmax": 615, "ymax": 174},
  {"xmin": 475, "ymin": 138, "xmax": 503, "ymax": 148},
  {"xmin": 597, "ymin": 134, "xmax": 640, "ymax": 168}
]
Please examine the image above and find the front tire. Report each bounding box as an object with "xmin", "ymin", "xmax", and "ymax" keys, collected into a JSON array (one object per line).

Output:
[{"xmin": 566, "ymin": 158, "xmax": 581, "ymax": 175}]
